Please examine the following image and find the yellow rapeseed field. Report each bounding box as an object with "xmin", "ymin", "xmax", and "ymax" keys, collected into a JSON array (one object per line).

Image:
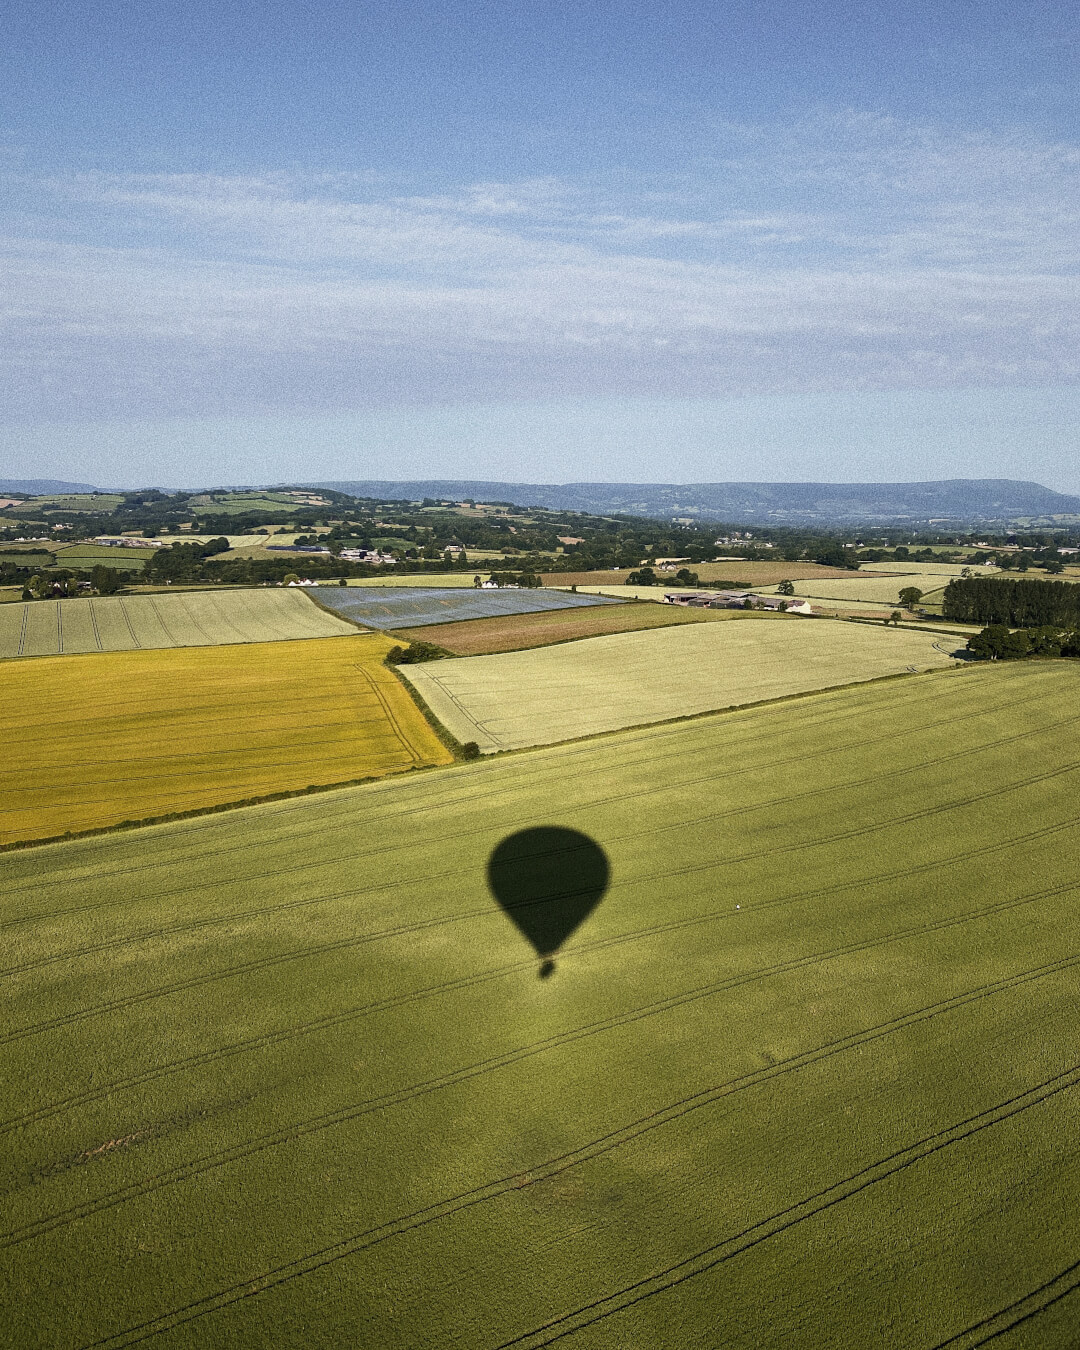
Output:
[{"xmin": 0, "ymin": 635, "xmax": 451, "ymax": 846}]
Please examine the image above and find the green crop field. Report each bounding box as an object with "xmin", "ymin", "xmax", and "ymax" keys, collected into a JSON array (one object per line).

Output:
[
  {"xmin": 9, "ymin": 493, "xmax": 125, "ymax": 513},
  {"xmin": 0, "ymin": 551, "xmax": 54, "ymax": 567},
  {"xmin": 53, "ymin": 546, "xmax": 149, "ymax": 572},
  {"xmin": 3, "ymin": 662, "xmax": 1080, "ymax": 1346},
  {"xmin": 400, "ymin": 617, "xmax": 963, "ymax": 752},
  {"xmin": 0, "ymin": 587, "xmax": 360, "ymax": 659},
  {"xmin": 186, "ymin": 494, "xmax": 316, "ymax": 515}
]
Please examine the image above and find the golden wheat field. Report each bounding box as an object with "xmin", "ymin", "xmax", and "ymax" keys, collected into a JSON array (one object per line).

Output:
[{"xmin": 0, "ymin": 635, "xmax": 451, "ymax": 846}]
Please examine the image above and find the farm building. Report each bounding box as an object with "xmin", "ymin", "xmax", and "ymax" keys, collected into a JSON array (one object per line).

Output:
[
  {"xmin": 663, "ymin": 590, "xmax": 813, "ymax": 614},
  {"xmin": 93, "ymin": 535, "xmax": 164, "ymax": 548}
]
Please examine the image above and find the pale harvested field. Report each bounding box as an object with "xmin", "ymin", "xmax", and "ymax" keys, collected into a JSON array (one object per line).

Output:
[
  {"xmin": 0, "ymin": 635, "xmax": 450, "ymax": 846},
  {"xmin": 400, "ymin": 618, "xmax": 963, "ymax": 751},
  {"xmin": 761, "ymin": 576, "xmax": 948, "ymax": 605},
  {"xmin": 349, "ymin": 573, "xmax": 487, "ymax": 587},
  {"xmin": 395, "ymin": 598, "xmax": 775, "ymax": 655},
  {"xmin": 0, "ymin": 587, "xmax": 358, "ymax": 659},
  {"xmin": 858, "ymin": 562, "xmax": 1000, "ymax": 577},
  {"xmin": 564, "ymin": 584, "xmax": 684, "ymax": 601}
]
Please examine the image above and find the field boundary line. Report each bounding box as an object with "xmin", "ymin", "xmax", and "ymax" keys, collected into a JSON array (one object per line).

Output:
[
  {"xmin": 16, "ymin": 604, "xmax": 27, "ymax": 656},
  {"xmin": 409, "ymin": 662, "xmax": 971, "ymax": 759},
  {"xmin": 74, "ymin": 1044, "xmax": 1080, "ymax": 1349},
  {"xmin": 404, "ymin": 666, "xmax": 496, "ymax": 746}
]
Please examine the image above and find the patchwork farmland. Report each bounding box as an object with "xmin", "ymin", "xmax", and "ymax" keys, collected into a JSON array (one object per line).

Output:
[
  {"xmin": 3, "ymin": 662, "xmax": 1080, "ymax": 1346},
  {"xmin": 0, "ymin": 635, "xmax": 450, "ymax": 846},
  {"xmin": 0, "ymin": 587, "xmax": 358, "ymax": 659},
  {"xmin": 399, "ymin": 617, "xmax": 963, "ymax": 752}
]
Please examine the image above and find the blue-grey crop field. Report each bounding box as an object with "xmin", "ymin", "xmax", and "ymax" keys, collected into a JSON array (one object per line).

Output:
[
  {"xmin": 313, "ymin": 584, "xmax": 620, "ymax": 629},
  {"xmin": 3, "ymin": 662, "xmax": 1080, "ymax": 1347}
]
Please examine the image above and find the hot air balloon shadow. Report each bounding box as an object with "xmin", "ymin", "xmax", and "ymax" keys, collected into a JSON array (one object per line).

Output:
[{"xmin": 487, "ymin": 827, "xmax": 610, "ymax": 978}]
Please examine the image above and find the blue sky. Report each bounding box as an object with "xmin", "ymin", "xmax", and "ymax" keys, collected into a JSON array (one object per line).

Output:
[{"xmin": 2, "ymin": 1, "xmax": 1079, "ymax": 488}]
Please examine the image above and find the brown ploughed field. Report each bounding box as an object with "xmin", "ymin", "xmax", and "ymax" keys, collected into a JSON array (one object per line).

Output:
[{"xmin": 394, "ymin": 600, "xmax": 784, "ymax": 655}]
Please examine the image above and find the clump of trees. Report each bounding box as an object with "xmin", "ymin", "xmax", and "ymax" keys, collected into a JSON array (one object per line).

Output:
[
  {"xmin": 91, "ymin": 565, "xmax": 122, "ymax": 594},
  {"xmin": 967, "ymin": 624, "xmax": 1080, "ymax": 661},
  {"xmin": 944, "ymin": 577, "xmax": 1080, "ymax": 628},
  {"xmin": 485, "ymin": 571, "xmax": 543, "ymax": 588},
  {"xmin": 142, "ymin": 537, "xmax": 230, "ymax": 584},
  {"xmin": 22, "ymin": 571, "xmax": 81, "ymax": 599},
  {"xmin": 810, "ymin": 542, "xmax": 860, "ymax": 569},
  {"xmin": 385, "ymin": 641, "xmax": 447, "ymax": 664}
]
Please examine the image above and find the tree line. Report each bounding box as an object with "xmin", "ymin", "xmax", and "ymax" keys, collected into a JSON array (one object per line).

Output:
[{"xmin": 944, "ymin": 577, "xmax": 1080, "ymax": 628}]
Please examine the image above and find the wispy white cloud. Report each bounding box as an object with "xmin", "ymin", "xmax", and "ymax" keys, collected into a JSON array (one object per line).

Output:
[{"xmin": 2, "ymin": 113, "xmax": 1079, "ymax": 420}]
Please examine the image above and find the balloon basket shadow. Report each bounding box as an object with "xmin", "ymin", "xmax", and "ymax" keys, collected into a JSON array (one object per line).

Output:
[{"xmin": 538, "ymin": 958, "xmax": 556, "ymax": 980}]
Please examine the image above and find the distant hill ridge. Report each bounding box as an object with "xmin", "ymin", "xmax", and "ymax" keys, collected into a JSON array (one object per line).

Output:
[
  {"xmin": 5, "ymin": 478, "xmax": 1079, "ymax": 525},
  {"xmin": 309, "ymin": 479, "xmax": 1080, "ymax": 525},
  {"xmin": 0, "ymin": 478, "xmax": 98, "ymax": 495}
]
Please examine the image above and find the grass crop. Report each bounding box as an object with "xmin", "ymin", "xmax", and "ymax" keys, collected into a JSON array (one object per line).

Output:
[
  {"xmin": 400, "ymin": 616, "xmax": 963, "ymax": 751},
  {"xmin": 52, "ymin": 546, "xmax": 149, "ymax": 572},
  {"xmin": 9, "ymin": 493, "xmax": 125, "ymax": 512},
  {"xmin": 0, "ymin": 587, "xmax": 359, "ymax": 660},
  {"xmin": 2, "ymin": 661, "xmax": 1080, "ymax": 1346},
  {"xmin": 396, "ymin": 596, "xmax": 761, "ymax": 655},
  {"xmin": 0, "ymin": 635, "xmax": 451, "ymax": 846}
]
